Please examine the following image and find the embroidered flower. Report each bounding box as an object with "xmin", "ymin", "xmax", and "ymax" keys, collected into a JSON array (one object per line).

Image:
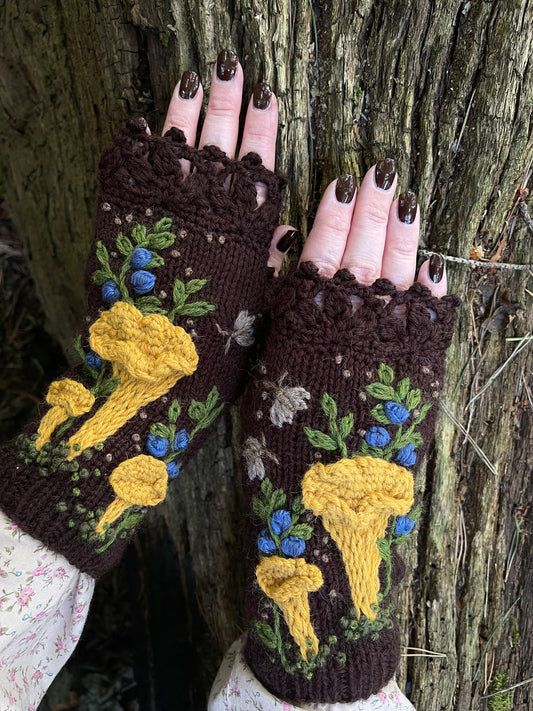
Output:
[
  {"xmin": 271, "ymin": 509, "xmax": 292, "ymax": 535},
  {"xmin": 265, "ymin": 373, "xmax": 311, "ymax": 427},
  {"xmin": 383, "ymin": 401, "xmax": 410, "ymax": 424},
  {"xmin": 394, "ymin": 515, "xmax": 415, "ymax": 536},
  {"xmin": 102, "ymin": 279, "xmax": 120, "ymax": 304},
  {"xmin": 85, "ymin": 350, "xmax": 102, "ymax": 369},
  {"xmin": 146, "ymin": 434, "xmax": 170, "ymax": 458},
  {"xmin": 242, "ymin": 434, "xmax": 279, "ymax": 481},
  {"xmin": 258, "ymin": 529, "xmax": 277, "ymax": 554},
  {"xmin": 130, "ymin": 247, "xmax": 152, "ymax": 269},
  {"xmin": 396, "ymin": 443, "xmax": 417, "ymax": 467},
  {"xmin": 167, "ymin": 461, "xmax": 180, "ymax": 479},
  {"xmin": 365, "ymin": 426, "xmax": 390, "ymax": 447},
  {"xmin": 281, "ymin": 536, "xmax": 306, "ymax": 557},
  {"xmin": 216, "ymin": 310, "xmax": 257, "ymax": 354},
  {"xmin": 16, "ymin": 587, "xmax": 35, "ymax": 607},
  {"xmin": 131, "ymin": 269, "xmax": 156, "ymax": 295},
  {"xmin": 173, "ymin": 428, "xmax": 189, "ymax": 452}
]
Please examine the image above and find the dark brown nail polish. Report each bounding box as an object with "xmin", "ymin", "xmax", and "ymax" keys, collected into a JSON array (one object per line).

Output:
[
  {"xmin": 335, "ymin": 174, "xmax": 356, "ymax": 204},
  {"xmin": 429, "ymin": 253, "xmax": 445, "ymax": 283},
  {"xmin": 216, "ymin": 49, "xmax": 238, "ymax": 81},
  {"xmin": 179, "ymin": 70, "xmax": 200, "ymax": 100},
  {"xmin": 398, "ymin": 190, "xmax": 418, "ymax": 224},
  {"xmin": 276, "ymin": 229, "xmax": 301, "ymax": 253},
  {"xmin": 253, "ymin": 82, "xmax": 272, "ymax": 110},
  {"xmin": 375, "ymin": 158, "xmax": 396, "ymax": 190}
]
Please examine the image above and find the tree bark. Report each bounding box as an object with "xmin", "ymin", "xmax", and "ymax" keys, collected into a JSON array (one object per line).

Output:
[{"xmin": 1, "ymin": 1, "xmax": 532, "ymax": 709}]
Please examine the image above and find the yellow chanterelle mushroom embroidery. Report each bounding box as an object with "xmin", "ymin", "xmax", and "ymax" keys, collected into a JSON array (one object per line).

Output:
[
  {"xmin": 256, "ymin": 556, "xmax": 323, "ymax": 659},
  {"xmin": 66, "ymin": 301, "xmax": 198, "ymax": 459},
  {"xmin": 95, "ymin": 455, "xmax": 168, "ymax": 534},
  {"xmin": 35, "ymin": 379, "xmax": 95, "ymax": 451},
  {"xmin": 302, "ymin": 456, "xmax": 413, "ymax": 619}
]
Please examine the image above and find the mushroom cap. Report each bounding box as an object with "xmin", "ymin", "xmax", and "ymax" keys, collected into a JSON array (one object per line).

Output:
[
  {"xmin": 109, "ymin": 455, "xmax": 168, "ymax": 506},
  {"xmin": 256, "ymin": 556, "xmax": 323, "ymax": 603},
  {"xmin": 89, "ymin": 302, "xmax": 198, "ymax": 383},
  {"xmin": 46, "ymin": 379, "xmax": 95, "ymax": 417}
]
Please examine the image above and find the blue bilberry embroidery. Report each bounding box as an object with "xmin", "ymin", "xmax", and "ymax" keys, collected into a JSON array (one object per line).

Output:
[
  {"xmin": 394, "ymin": 515, "xmax": 415, "ymax": 536},
  {"xmin": 147, "ymin": 386, "xmax": 223, "ymax": 480},
  {"xmin": 131, "ymin": 270, "xmax": 156, "ymax": 295}
]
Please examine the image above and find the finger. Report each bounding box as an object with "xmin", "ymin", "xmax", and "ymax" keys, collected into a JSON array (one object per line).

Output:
[
  {"xmin": 340, "ymin": 159, "xmax": 397, "ymax": 284},
  {"xmin": 162, "ymin": 70, "xmax": 203, "ymax": 144},
  {"xmin": 267, "ymin": 227, "xmax": 301, "ymax": 276},
  {"xmin": 199, "ymin": 49, "xmax": 243, "ymax": 157},
  {"xmin": 417, "ymin": 255, "xmax": 448, "ymax": 298},
  {"xmin": 299, "ymin": 175, "xmax": 357, "ymax": 276},
  {"xmin": 380, "ymin": 191, "xmax": 420, "ymax": 288},
  {"xmin": 239, "ymin": 83, "xmax": 278, "ymax": 170}
]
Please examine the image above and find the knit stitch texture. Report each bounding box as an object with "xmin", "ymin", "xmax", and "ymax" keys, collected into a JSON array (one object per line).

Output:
[
  {"xmin": 241, "ymin": 261, "xmax": 459, "ymax": 703},
  {"xmin": 0, "ymin": 119, "xmax": 285, "ymax": 579}
]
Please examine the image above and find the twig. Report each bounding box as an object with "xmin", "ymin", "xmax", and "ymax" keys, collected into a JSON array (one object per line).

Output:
[
  {"xmin": 440, "ymin": 399, "xmax": 498, "ymax": 476},
  {"xmin": 481, "ymin": 675, "xmax": 533, "ymax": 698},
  {"xmin": 484, "ymin": 549, "xmax": 491, "ymax": 620},
  {"xmin": 466, "ymin": 333, "xmax": 532, "ymax": 409},
  {"xmin": 401, "ymin": 646, "xmax": 447, "ymax": 658},
  {"xmin": 453, "ymin": 88, "xmax": 476, "ymax": 154},
  {"xmin": 472, "ymin": 596, "xmax": 521, "ymax": 682},
  {"xmin": 418, "ymin": 249, "xmax": 532, "ymax": 270}
]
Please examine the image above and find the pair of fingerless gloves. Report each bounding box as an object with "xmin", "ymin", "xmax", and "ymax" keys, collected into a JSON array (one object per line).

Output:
[{"xmin": 0, "ymin": 120, "xmax": 459, "ymax": 704}]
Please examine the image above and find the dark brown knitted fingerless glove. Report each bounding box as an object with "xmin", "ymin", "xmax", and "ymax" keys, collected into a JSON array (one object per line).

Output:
[
  {"xmin": 240, "ymin": 262, "xmax": 459, "ymax": 703},
  {"xmin": 0, "ymin": 119, "xmax": 285, "ymax": 579}
]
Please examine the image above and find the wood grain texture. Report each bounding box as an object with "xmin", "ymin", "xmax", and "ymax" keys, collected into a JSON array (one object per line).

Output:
[{"xmin": 1, "ymin": 1, "xmax": 532, "ymax": 708}]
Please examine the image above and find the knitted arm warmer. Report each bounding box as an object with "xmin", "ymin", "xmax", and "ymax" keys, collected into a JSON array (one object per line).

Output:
[
  {"xmin": 0, "ymin": 119, "xmax": 285, "ymax": 579},
  {"xmin": 240, "ymin": 262, "xmax": 459, "ymax": 703}
]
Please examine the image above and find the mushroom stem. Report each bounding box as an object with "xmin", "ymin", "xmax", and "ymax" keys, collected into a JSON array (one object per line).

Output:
[
  {"xmin": 302, "ymin": 456, "xmax": 413, "ymax": 619},
  {"xmin": 35, "ymin": 407, "xmax": 68, "ymax": 451},
  {"xmin": 94, "ymin": 498, "xmax": 129, "ymax": 535}
]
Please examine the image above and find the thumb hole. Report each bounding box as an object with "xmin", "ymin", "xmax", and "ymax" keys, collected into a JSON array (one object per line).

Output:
[{"xmin": 267, "ymin": 227, "xmax": 301, "ymax": 276}]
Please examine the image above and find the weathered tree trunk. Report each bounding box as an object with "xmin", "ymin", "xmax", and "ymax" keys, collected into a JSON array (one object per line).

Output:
[{"xmin": 1, "ymin": 1, "xmax": 532, "ymax": 709}]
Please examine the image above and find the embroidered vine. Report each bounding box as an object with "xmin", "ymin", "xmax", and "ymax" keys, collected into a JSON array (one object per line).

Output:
[
  {"xmin": 147, "ymin": 386, "xmax": 223, "ymax": 479},
  {"xmin": 91, "ymin": 217, "xmax": 215, "ymax": 320},
  {"xmin": 377, "ymin": 504, "xmax": 421, "ymax": 599},
  {"xmin": 303, "ymin": 392, "xmax": 353, "ymax": 456}
]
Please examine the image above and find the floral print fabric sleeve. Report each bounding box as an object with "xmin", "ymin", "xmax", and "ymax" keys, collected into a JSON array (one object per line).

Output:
[
  {"xmin": 0, "ymin": 119, "xmax": 285, "ymax": 579},
  {"xmin": 238, "ymin": 263, "xmax": 459, "ymax": 705},
  {"xmin": 0, "ymin": 508, "xmax": 94, "ymax": 710}
]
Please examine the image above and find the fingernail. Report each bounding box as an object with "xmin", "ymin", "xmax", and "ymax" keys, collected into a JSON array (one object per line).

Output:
[
  {"xmin": 179, "ymin": 70, "xmax": 200, "ymax": 100},
  {"xmin": 216, "ymin": 49, "xmax": 238, "ymax": 81},
  {"xmin": 375, "ymin": 158, "xmax": 396, "ymax": 190},
  {"xmin": 335, "ymin": 174, "xmax": 356, "ymax": 204},
  {"xmin": 429, "ymin": 254, "xmax": 445, "ymax": 283},
  {"xmin": 253, "ymin": 82, "xmax": 272, "ymax": 110},
  {"xmin": 276, "ymin": 229, "xmax": 301, "ymax": 253},
  {"xmin": 398, "ymin": 190, "xmax": 418, "ymax": 224}
]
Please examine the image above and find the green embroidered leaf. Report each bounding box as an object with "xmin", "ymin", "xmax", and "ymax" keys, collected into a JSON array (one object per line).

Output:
[
  {"xmin": 146, "ymin": 254, "xmax": 165, "ymax": 268},
  {"xmin": 255, "ymin": 621, "xmax": 278, "ymax": 649},
  {"xmin": 95, "ymin": 241, "xmax": 111, "ymax": 268},
  {"xmin": 149, "ymin": 233, "xmax": 176, "ymax": 250},
  {"xmin": 172, "ymin": 279, "xmax": 186, "ymax": 308},
  {"xmin": 194, "ymin": 403, "xmax": 223, "ymax": 432},
  {"xmin": 261, "ymin": 478, "xmax": 273, "ymax": 499},
  {"xmin": 97, "ymin": 377, "xmax": 120, "ymax": 397},
  {"xmin": 395, "ymin": 430, "xmax": 423, "ymax": 449},
  {"xmin": 378, "ymin": 364, "xmax": 394, "ymax": 385},
  {"xmin": 370, "ymin": 403, "xmax": 390, "ymax": 424},
  {"xmin": 359, "ymin": 440, "xmax": 384, "ymax": 458},
  {"xmin": 289, "ymin": 523, "xmax": 313, "ymax": 540},
  {"xmin": 405, "ymin": 388, "xmax": 421, "ymax": 410},
  {"xmin": 150, "ymin": 422, "xmax": 171, "ymax": 438},
  {"xmin": 168, "ymin": 399, "xmax": 181, "ymax": 424},
  {"xmin": 185, "ymin": 278, "xmax": 207, "ymax": 295},
  {"xmin": 413, "ymin": 401, "xmax": 432, "ymax": 424},
  {"xmin": 270, "ymin": 489, "xmax": 287, "ymax": 511},
  {"xmin": 252, "ymin": 497, "xmax": 267, "ymax": 521},
  {"xmin": 73, "ymin": 335, "xmax": 85, "ymax": 363},
  {"xmin": 131, "ymin": 224, "xmax": 148, "ymax": 245},
  {"xmin": 321, "ymin": 392, "xmax": 338, "ymax": 421},
  {"xmin": 205, "ymin": 386, "xmax": 221, "ymax": 413},
  {"xmin": 187, "ymin": 400, "xmax": 206, "ymax": 422},
  {"xmin": 376, "ymin": 537, "xmax": 390, "ymax": 557},
  {"xmin": 153, "ymin": 217, "xmax": 173, "ymax": 233},
  {"xmin": 177, "ymin": 301, "xmax": 216, "ymax": 317},
  {"xmin": 304, "ymin": 426, "xmax": 337, "ymax": 450},
  {"xmin": 397, "ymin": 377, "xmax": 411, "ymax": 400},
  {"xmin": 135, "ymin": 295, "xmax": 164, "ymax": 310},
  {"xmin": 92, "ymin": 269, "xmax": 110, "ymax": 286},
  {"xmin": 365, "ymin": 383, "xmax": 396, "ymax": 400},
  {"xmin": 338, "ymin": 413, "xmax": 354, "ymax": 439},
  {"xmin": 292, "ymin": 495, "xmax": 305, "ymax": 516},
  {"xmin": 410, "ymin": 504, "xmax": 422, "ymax": 521},
  {"xmin": 116, "ymin": 232, "xmax": 134, "ymax": 256},
  {"xmin": 122, "ymin": 512, "xmax": 144, "ymax": 529}
]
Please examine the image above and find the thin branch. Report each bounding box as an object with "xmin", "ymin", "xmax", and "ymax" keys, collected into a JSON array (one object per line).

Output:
[
  {"xmin": 481, "ymin": 675, "xmax": 533, "ymax": 698},
  {"xmin": 440, "ymin": 399, "xmax": 498, "ymax": 476},
  {"xmin": 418, "ymin": 249, "xmax": 532, "ymax": 270}
]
